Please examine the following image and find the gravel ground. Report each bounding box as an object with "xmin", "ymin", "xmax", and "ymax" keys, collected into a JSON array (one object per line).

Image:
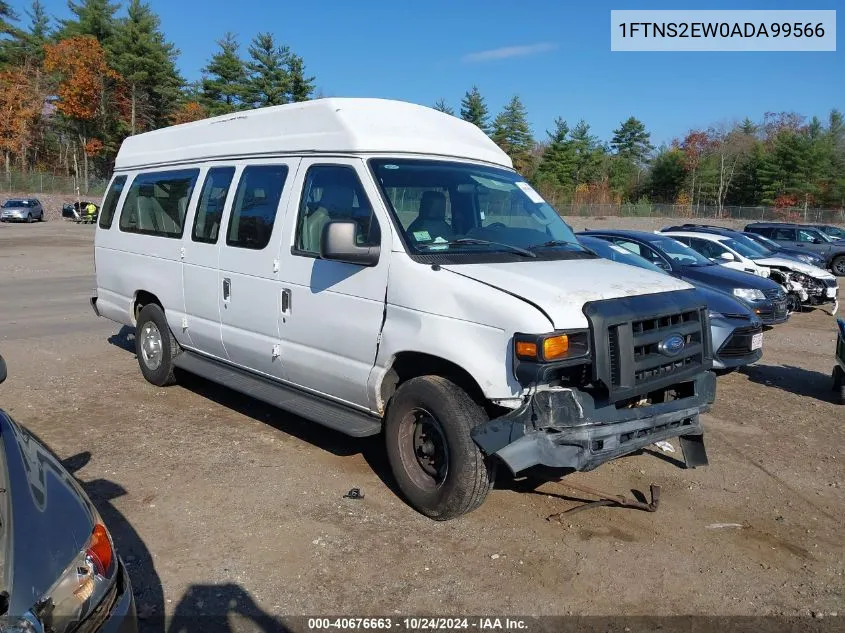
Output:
[{"xmin": 0, "ymin": 219, "xmax": 843, "ymax": 631}]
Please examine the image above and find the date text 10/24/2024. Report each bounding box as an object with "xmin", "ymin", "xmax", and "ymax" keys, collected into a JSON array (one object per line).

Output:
[{"xmin": 307, "ymin": 618, "xmax": 529, "ymax": 631}]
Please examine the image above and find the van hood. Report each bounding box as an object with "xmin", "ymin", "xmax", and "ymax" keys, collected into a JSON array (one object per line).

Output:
[
  {"xmin": 756, "ymin": 256, "xmax": 837, "ymax": 280},
  {"xmin": 441, "ymin": 258, "xmax": 692, "ymax": 329}
]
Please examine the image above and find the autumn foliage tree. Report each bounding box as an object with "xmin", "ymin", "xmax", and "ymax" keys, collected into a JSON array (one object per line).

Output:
[
  {"xmin": 170, "ymin": 100, "xmax": 206, "ymax": 125},
  {"xmin": 0, "ymin": 65, "xmax": 44, "ymax": 173},
  {"xmin": 44, "ymin": 35, "xmax": 126, "ymax": 190}
]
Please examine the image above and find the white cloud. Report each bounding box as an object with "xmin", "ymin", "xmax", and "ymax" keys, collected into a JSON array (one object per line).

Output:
[{"xmin": 462, "ymin": 42, "xmax": 558, "ymax": 63}]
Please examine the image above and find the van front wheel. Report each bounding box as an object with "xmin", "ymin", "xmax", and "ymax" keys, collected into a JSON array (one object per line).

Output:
[
  {"xmin": 135, "ymin": 303, "xmax": 179, "ymax": 387},
  {"xmin": 385, "ymin": 376, "xmax": 495, "ymax": 520}
]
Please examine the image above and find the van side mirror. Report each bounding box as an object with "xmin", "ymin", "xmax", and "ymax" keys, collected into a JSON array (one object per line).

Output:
[
  {"xmin": 320, "ymin": 221, "xmax": 380, "ymax": 266},
  {"xmin": 718, "ymin": 251, "xmax": 735, "ymax": 261},
  {"xmin": 0, "ymin": 355, "xmax": 6, "ymax": 385}
]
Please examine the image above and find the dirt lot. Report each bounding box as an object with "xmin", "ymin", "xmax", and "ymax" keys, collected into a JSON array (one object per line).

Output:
[{"xmin": 1, "ymin": 219, "xmax": 844, "ymax": 630}]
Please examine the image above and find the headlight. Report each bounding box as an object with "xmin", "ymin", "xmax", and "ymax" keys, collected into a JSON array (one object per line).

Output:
[
  {"xmin": 514, "ymin": 330, "xmax": 590, "ymax": 362},
  {"xmin": 31, "ymin": 522, "xmax": 116, "ymax": 633},
  {"xmin": 795, "ymin": 254, "xmax": 815, "ymax": 264},
  {"xmin": 733, "ymin": 288, "xmax": 765, "ymax": 301}
]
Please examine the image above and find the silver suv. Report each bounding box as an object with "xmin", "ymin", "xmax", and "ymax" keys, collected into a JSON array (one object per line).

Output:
[{"xmin": 0, "ymin": 198, "xmax": 45, "ymax": 223}]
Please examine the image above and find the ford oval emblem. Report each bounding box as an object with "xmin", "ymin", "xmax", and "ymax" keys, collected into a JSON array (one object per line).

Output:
[{"xmin": 658, "ymin": 334, "xmax": 686, "ymax": 357}]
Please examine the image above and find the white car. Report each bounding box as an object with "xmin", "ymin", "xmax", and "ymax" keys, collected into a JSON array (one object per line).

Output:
[
  {"xmin": 663, "ymin": 230, "xmax": 838, "ymax": 314},
  {"xmin": 90, "ymin": 98, "xmax": 718, "ymax": 520}
]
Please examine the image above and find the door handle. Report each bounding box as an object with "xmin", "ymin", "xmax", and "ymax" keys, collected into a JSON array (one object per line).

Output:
[
  {"xmin": 223, "ymin": 277, "xmax": 231, "ymax": 301},
  {"xmin": 281, "ymin": 288, "xmax": 291, "ymax": 314}
]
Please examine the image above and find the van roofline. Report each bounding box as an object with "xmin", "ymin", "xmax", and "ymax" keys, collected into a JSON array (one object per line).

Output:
[
  {"xmin": 111, "ymin": 150, "xmax": 517, "ymax": 174},
  {"xmin": 114, "ymin": 98, "xmax": 514, "ymax": 171}
]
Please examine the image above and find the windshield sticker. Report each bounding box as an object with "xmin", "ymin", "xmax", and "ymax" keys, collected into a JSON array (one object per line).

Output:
[
  {"xmin": 413, "ymin": 230, "xmax": 431, "ymax": 242},
  {"xmin": 515, "ymin": 181, "xmax": 545, "ymax": 204}
]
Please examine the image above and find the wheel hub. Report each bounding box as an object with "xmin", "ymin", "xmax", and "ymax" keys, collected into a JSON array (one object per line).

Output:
[
  {"xmin": 406, "ymin": 409, "xmax": 448, "ymax": 485},
  {"xmin": 140, "ymin": 322, "xmax": 163, "ymax": 371}
]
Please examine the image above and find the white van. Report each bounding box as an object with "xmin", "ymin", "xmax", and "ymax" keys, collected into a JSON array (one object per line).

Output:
[{"xmin": 91, "ymin": 98, "xmax": 717, "ymax": 520}]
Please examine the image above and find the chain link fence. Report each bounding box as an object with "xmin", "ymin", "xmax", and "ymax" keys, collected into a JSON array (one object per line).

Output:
[
  {"xmin": 564, "ymin": 202, "xmax": 845, "ymax": 224},
  {"xmin": 1, "ymin": 171, "xmax": 108, "ymax": 198}
]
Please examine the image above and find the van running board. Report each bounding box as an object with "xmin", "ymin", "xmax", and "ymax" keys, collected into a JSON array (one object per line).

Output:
[{"xmin": 173, "ymin": 351, "xmax": 383, "ymax": 438}]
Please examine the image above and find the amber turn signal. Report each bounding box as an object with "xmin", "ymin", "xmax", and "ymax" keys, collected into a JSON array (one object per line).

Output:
[
  {"xmin": 515, "ymin": 341, "xmax": 538, "ymax": 359},
  {"xmin": 542, "ymin": 334, "xmax": 569, "ymax": 361}
]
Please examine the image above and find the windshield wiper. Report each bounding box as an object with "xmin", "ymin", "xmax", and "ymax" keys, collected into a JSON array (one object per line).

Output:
[
  {"xmin": 527, "ymin": 239, "xmax": 582, "ymax": 251},
  {"xmin": 424, "ymin": 238, "xmax": 537, "ymax": 258}
]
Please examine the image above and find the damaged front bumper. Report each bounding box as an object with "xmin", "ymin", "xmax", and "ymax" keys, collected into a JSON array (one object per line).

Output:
[{"xmin": 472, "ymin": 371, "xmax": 717, "ymax": 475}]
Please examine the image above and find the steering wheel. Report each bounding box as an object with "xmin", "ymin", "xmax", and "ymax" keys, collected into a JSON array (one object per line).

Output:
[{"xmin": 486, "ymin": 222, "xmax": 507, "ymax": 230}]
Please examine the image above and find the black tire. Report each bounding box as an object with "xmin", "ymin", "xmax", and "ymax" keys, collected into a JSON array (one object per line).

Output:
[
  {"xmin": 135, "ymin": 303, "xmax": 179, "ymax": 386},
  {"xmin": 26, "ymin": 213, "xmax": 33, "ymax": 223},
  {"xmin": 834, "ymin": 366, "xmax": 845, "ymax": 405},
  {"xmin": 38, "ymin": 211, "xmax": 45, "ymax": 222},
  {"xmin": 832, "ymin": 256, "xmax": 845, "ymax": 277},
  {"xmin": 384, "ymin": 375, "xmax": 495, "ymax": 520}
]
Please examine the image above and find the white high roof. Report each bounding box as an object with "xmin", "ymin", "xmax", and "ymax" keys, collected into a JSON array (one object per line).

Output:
[{"xmin": 114, "ymin": 97, "xmax": 513, "ymax": 170}]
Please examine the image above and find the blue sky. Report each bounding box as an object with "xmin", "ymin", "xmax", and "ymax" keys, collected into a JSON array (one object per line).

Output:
[{"xmin": 16, "ymin": 0, "xmax": 844, "ymax": 146}]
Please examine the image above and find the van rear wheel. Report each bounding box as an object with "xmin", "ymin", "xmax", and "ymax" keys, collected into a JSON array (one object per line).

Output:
[
  {"xmin": 135, "ymin": 303, "xmax": 179, "ymax": 387},
  {"xmin": 385, "ymin": 376, "xmax": 495, "ymax": 520},
  {"xmin": 834, "ymin": 366, "xmax": 845, "ymax": 404}
]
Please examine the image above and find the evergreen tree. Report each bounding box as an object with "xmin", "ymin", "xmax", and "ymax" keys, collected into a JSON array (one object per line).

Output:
[
  {"xmin": 570, "ymin": 120, "xmax": 604, "ymax": 186},
  {"xmin": 243, "ymin": 32, "xmax": 289, "ymax": 108},
  {"xmin": 825, "ymin": 109, "xmax": 845, "ymax": 207},
  {"xmin": 111, "ymin": 0, "xmax": 183, "ymax": 133},
  {"xmin": 287, "ymin": 53, "xmax": 314, "ymax": 102},
  {"xmin": 535, "ymin": 117, "xmax": 576, "ymax": 193},
  {"xmin": 459, "ymin": 85, "xmax": 490, "ymax": 134},
  {"xmin": 647, "ymin": 147, "xmax": 686, "ymax": 203},
  {"xmin": 21, "ymin": 0, "xmax": 50, "ymax": 63},
  {"xmin": 0, "ymin": 1, "xmax": 21, "ymax": 66},
  {"xmin": 58, "ymin": 0, "xmax": 119, "ymax": 48},
  {"xmin": 201, "ymin": 32, "xmax": 247, "ymax": 115},
  {"xmin": 759, "ymin": 129, "xmax": 809, "ymax": 205},
  {"xmin": 611, "ymin": 116, "xmax": 654, "ymax": 166},
  {"xmin": 491, "ymin": 95, "xmax": 534, "ymax": 174},
  {"xmin": 738, "ymin": 117, "xmax": 758, "ymax": 136},
  {"xmin": 433, "ymin": 99, "xmax": 453, "ymax": 115},
  {"xmin": 729, "ymin": 140, "xmax": 764, "ymax": 206}
]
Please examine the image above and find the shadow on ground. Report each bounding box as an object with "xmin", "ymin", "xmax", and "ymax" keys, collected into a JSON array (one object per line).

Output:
[
  {"xmin": 165, "ymin": 584, "xmax": 291, "ymax": 633},
  {"xmin": 107, "ymin": 325, "xmax": 401, "ymax": 503},
  {"xmin": 741, "ymin": 363, "xmax": 839, "ymax": 403}
]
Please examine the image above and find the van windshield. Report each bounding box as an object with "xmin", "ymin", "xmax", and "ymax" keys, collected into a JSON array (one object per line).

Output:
[{"xmin": 370, "ymin": 159, "xmax": 590, "ymax": 261}]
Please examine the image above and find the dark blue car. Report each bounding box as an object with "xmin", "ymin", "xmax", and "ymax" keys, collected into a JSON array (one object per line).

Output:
[
  {"xmin": 579, "ymin": 229, "xmax": 790, "ymax": 326},
  {"xmin": 0, "ymin": 354, "xmax": 137, "ymax": 633}
]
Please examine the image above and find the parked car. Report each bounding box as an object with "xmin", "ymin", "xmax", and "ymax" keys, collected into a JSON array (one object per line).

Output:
[
  {"xmin": 1, "ymin": 198, "xmax": 45, "ymax": 222},
  {"xmin": 661, "ymin": 228, "xmax": 838, "ymax": 314},
  {"xmin": 62, "ymin": 201, "xmax": 101, "ymax": 223},
  {"xmin": 740, "ymin": 230, "xmax": 828, "ymax": 268},
  {"xmin": 579, "ymin": 235, "xmax": 763, "ymax": 372},
  {"xmin": 744, "ymin": 222, "xmax": 845, "ymax": 276},
  {"xmin": 579, "ymin": 229, "xmax": 790, "ymax": 326},
  {"xmin": 812, "ymin": 224, "xmax": 845, "ymax": 241},
  {"xmin": 659, "ymin": 223, "xmax": 828, "ymax": 267},
  {"xmin": 90, "ymin": 98, "xmax": 718, "ymax": 520},
  {"xmin": 0, "ymin": 352, "xmax": 137, "ymax": 632},
  {"xmin": 834, "ymin": 318, "xmax": 845, "ymax": 404}
]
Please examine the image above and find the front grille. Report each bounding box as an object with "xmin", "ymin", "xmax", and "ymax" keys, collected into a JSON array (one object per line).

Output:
[
  {"xmin": 627, "ymin": 311, "xmax": 705, "ymax": 386},
  {"xmin": 584, "ymin": 289, "xmax": 713, "ymax": 403},
  {"xmin": 718, "ymin": 325, "xmax": 762, "ymax": 358},
  {"xmin": 763, "ymin": 287, "xmax": 785, "ymax": 300}
]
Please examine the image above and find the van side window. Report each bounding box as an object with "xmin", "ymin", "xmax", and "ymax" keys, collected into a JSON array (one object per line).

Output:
[
  {"xmin": 774, "ymin": 228, "xmax": 796, "ymax": 241},
  {"xmin": 118, "ymin": 169, "xmax": 199, "ymax": 238},
  {"xmin": 193, "ymin": 167, "xmax": 236, "ymax": 244},
  {"xmin": 98, "ymin": 175, "xmax": 127, "ymax": 229},
  {"xmin": 294, "ymin": 165, "xmax": 380, "ymax": 256},
  {"xmin": 226, "ymin": 165, "xmax": 288, "ymax": 250}
]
